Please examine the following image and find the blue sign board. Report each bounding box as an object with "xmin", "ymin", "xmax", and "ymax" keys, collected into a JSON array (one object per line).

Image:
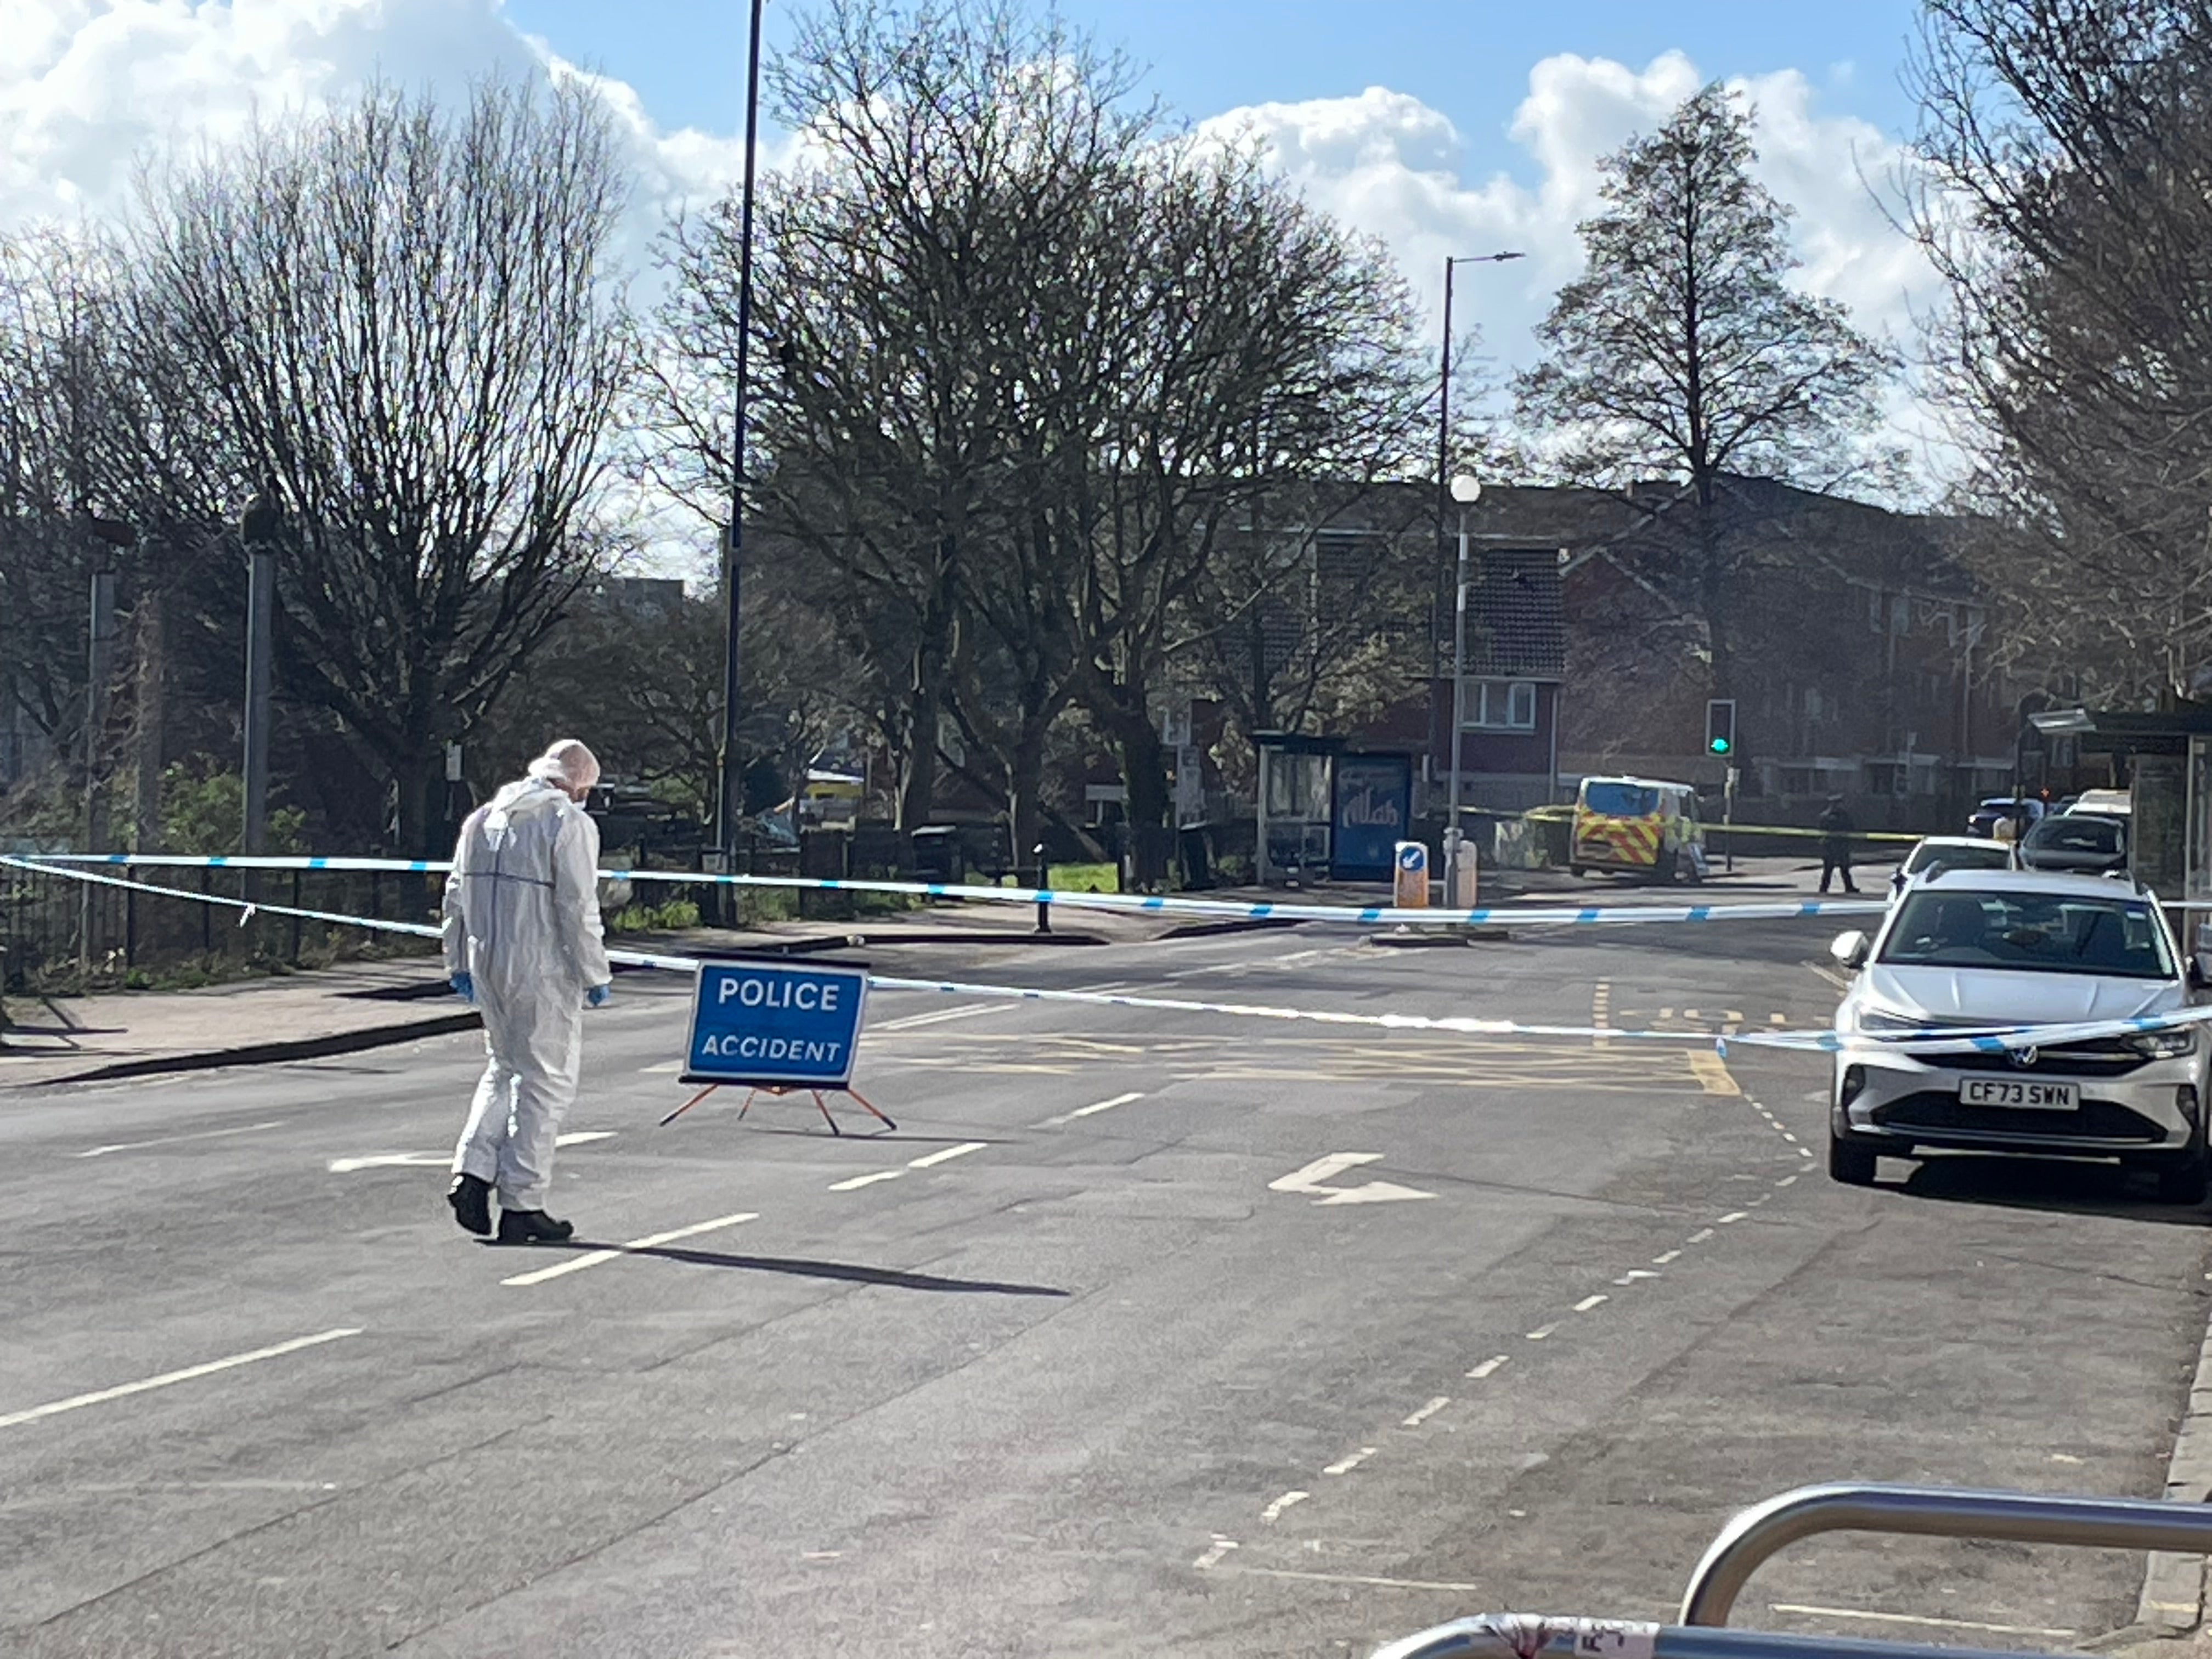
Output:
[
  {"xmin": 682, "ymin": 958, "xmax": 870, "ymax": 1089},
  {"xmin": 1331, "ymin": 753, "xmax": 1413, "ymax": 882}
]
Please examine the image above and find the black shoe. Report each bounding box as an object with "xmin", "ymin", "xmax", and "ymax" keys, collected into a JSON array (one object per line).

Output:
[
  {"xmin": 496, "ymin": 1208, "xmax": 574, "ymax": 1245},
  {"xmin": 447, "ymin": 1173, "xmax": 493, "ymax": 1237}
]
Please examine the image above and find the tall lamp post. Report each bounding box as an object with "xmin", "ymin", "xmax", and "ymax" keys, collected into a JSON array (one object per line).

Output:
[
  {"xmin": 1446, "ymin": 473, "xmax": 1482, "ymax": 899},
  {"xmin": 239, "ymin": 484, "xmax": 281, "ymax": 860},
  {"xmin": 715, "ymin": 0, "xmax": 768, "ymax": 906},
  {"xmin": 1435, "ymin": 250, "xmax": 1522, "ymax": 894}
]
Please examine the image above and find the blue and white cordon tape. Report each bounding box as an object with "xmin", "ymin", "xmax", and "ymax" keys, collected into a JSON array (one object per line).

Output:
[
  {"xmin": 8, "ymin": 854, "xmax": 2200, "ymax": 1059},
  {"xmin": 19, "ymin": 851, "xmax": 1891, "ymax": 929}
]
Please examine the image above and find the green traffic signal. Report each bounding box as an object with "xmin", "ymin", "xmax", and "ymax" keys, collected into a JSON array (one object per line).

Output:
[{"xmin": 1709, "ymin": 736, "xmax": 1731, "ymax": 754}]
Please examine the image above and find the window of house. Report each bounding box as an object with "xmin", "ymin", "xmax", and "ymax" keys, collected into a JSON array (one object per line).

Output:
[{"xmin": 1469, "ymin": 680, "xmax": 1537, "ymax": 731}]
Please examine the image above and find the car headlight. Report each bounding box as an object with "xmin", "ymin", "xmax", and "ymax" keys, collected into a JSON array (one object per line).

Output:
[
  {"xmin": 2126, "ymin": 1027, "xmax": 2200, "ymax": 1059},
  {"xmin": 1853, "ymin": 1007, "xmax": 1925, "ymax": 1034}
]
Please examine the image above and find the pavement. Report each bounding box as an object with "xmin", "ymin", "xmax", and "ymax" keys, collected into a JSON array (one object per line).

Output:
[{"xmin": 10, "ymin": 853, "xmax": 2190, "ymax": 1658}]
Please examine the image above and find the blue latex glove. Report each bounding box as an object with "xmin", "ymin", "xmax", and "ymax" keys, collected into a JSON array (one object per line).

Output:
[
  {"xmin": 586, "ymin": 983, "xmax": 612, "ymax": 1008},
  {"xmin": 449, "ymin": 972, "xmax": 475, "ymax": 1003}
]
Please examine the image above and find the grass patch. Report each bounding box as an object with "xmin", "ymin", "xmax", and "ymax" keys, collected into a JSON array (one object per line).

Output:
[
  {"xmin": 608, "ymin": 898, "xmax": 703, "ymax": 933},
  {"xmin": 1038, "ymin": 861, "xmax": 1118, "ymax": 893}
]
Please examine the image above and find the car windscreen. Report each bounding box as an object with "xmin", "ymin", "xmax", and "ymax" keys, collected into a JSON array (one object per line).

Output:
[
  {"xmin": 2025, "ymin": 815, "xmax": 2123, "ymax": 854},
  {"xmin": 1904, "ymin": 842, "xmax": 2012, "ymax": 876},
  {"xmin": 1881, "ymin": 890, "xmax": 2174, "ymax": 978},
  {"xmin": 1583, "ymin": 782, "xmax": 1657, "ymax": 817}
]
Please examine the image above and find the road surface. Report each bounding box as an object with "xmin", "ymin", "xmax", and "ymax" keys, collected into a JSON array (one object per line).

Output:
[{"xmin": 3, "ymin": 909, "xmax": 2207, "ymax": 1656}]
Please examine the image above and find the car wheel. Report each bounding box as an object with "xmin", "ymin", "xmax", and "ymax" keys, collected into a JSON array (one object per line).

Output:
[
  {"xmin": 1568, "ymin": 865, "xmax": 1585, "ymax": 879},
  {"xmin": 2153, "ymin": 1150, "xmax": 2210, "ymax": 1206},
  {"xmin": 1828, "ymin": 1132, "xmax": 1878, "ymax": 1186}
]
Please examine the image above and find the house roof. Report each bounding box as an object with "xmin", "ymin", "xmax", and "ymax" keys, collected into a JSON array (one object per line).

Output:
[{"xmin": 1467, "ymin": 546, "xmax": 1565, "ymax": 678}]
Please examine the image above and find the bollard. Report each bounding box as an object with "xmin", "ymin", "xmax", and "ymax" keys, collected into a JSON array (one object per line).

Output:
[{"xmin": 1034, "ymin": 843, "xmax": 1051, "ymax": 935}]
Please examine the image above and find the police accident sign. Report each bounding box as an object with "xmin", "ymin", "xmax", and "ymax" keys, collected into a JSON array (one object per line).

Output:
[{"xmin": 681, "ymin": 958, "xmax": 870, "ymax": 1090}]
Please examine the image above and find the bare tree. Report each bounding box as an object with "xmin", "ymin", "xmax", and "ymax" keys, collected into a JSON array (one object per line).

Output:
[
  {"xmin": 124, "ymin": 79, "xmax": 636, "ymax": 855},
  {"xmin": 1515, "ymin": 85, "xmax": 1894, "ymax": 708},
  {"xmin": 1909, "ymin": 0, "xmax": 2212, "ymax": 701}
]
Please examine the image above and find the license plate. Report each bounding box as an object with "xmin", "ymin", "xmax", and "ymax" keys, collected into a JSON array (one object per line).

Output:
[{"xmin": 1959, "ymin": 1078, "xmax": 2080, "ymax": 1110}]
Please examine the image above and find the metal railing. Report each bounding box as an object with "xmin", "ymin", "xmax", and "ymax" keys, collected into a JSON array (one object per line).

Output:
[{"xmin": 1372, "ymin": 1483, "xmax": 2212, "ymax": 1659}]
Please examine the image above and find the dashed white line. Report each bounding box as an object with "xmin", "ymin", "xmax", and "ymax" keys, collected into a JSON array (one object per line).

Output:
[
  {"xmin": 1572, "ymin": 1294, "xmax": 1608, "ymax": 1313},
  {"xmin": 1775, "ymin": 1175, "xmax": 1799, "ymax": 1188},
  {"xmin": 871, "ymin": 1003, "xmax": 1000, "ymax": 1032},
  {"xmin": 1192, "ymin": 1538, "xmax": 1239, "ymax": 1570},
  {"xmin": 1322, "ymin": 1447, "xmax": 1378, "ymax": 1475},
  {"xmin": 330, "ymin": 1130, "xmax": 612, "ymax": 1175},
  {"xmin": 1612, "ymin": 1270, "xmax": 1660, "ymax": 1285},
  {"xmin": 1402, "ymin": 1396, "xmax": 1451, "ymax": 1428},
  {"xmin": 1686, "ymin": 1228, "xmax": 1716, "ymax": 1244},
  {"xmin": 500, "ymin": 1212, "xmax": 758, "ymax": 1287},
  {"xmin": 1260, "ymin": 1490, "xmax": 1310, "ymax": 1522},
  {"xmin": 79, "ymin": 1120, "xmax": 286, "ymax": 1158},
  {"xmin": 1717, "ymin": 1211, "xmax": 1747, "ymax": 1224},
  {"xmin": 828, "ymin": 1170, "xmax": 905, "ymax": 1192},
  {"xmin": 1525, "ymin": 1323, "xmax": 1558, "ymax": 1341},
  {"xmin": 1035, "ymin": 1091, "xmax": 1144, "ymax": 1128},
  {"xmin": 1465, "ymin": 1356, "xmax": 1509, "ymax": 1380},
  {"xmin": 0, "ymin": 1327, "xmax": 362, "ymax": 1430},
  {"xmin": 1652, "ymin": 1250, "xmax": 1682, "ymax": 1265},
  {"xmin": 908, "ymin": 1142, "xmax": 987, "ymax": 1169}
]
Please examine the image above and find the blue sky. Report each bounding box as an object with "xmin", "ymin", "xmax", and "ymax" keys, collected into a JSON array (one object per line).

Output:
[{"xmin": 503, "ymin": 0, "xmax": 1929, "ymax": 185}]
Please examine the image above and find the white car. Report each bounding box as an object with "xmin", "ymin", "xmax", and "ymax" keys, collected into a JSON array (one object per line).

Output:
[
  {"xmin": 1888, "ymin": 834, "xmax": 2019, "ymax": 901},
  {"xmin": 1828, "ymin": 869, "xmax": 2210, "ymax": 1201}
]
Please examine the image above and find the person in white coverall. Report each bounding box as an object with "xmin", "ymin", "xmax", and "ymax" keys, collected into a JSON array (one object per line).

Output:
[{"xmin": 443, "ymin": 739, "xmax": 613, "ymax": 1245}]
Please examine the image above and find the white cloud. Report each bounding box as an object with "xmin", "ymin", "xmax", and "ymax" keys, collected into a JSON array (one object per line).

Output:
[
  {"xmin": 1198, "ymin": 52, "xmax": 1950, "ymax": 485},
  {"xmin": 0, "ymin": 1, "xmax": 746, "ymax": 245}
]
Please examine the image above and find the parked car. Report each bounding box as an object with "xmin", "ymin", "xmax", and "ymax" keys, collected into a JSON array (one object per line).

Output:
[
  {"xmin": 1826, "ymin": 869, "xmax": 2210, "ymax": 1201},
  {"xmin": 2069, "ymin": 787, "xmax": 2132, "ymax": 819},
  {"xmin": 1965, "ymin": 796, "xmax": 2046, "ymax": 838},
  {"xmin": 2017, "ymin": 811, "xmax": 2128, "ymax": 876},
  {"xmin": 1888, "ymin": 834, "xmax": 2018, "ymax": 901}
]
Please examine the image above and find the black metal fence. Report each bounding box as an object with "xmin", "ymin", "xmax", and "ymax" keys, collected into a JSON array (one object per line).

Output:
[{"xmin": 0, "ymin": 862, "xmax": 444, "ymax": 994}]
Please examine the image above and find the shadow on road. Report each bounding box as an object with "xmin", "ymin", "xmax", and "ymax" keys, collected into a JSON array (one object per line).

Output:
[
  {"xmin": 1892, "ymin": 1152, "xmax": 2212, "ymax": 1226},
  {"xmin": 531, "ymin": 1240, "xmax": 1070, "ymax": 1295}
]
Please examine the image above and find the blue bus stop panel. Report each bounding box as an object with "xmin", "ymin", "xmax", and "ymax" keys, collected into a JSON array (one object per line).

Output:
[{"xmin": 682, "ymin": 961, "xmax": 870, "ymax": 1088}]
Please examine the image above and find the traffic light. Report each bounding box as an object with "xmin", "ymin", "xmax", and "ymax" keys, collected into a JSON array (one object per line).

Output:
[{"xmin": 1706, "ymin": 698, "xmax": 1737, "ymax": 757}]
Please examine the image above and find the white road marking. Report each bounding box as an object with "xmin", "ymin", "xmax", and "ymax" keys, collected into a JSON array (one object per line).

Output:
[
  {"xmin": 2050, "ymin": 1452, "xmax": 2084, "ymax": 1465},
  {"xmin": 1465, "ymin": 1356, "xmax": 1508, "ymax": 1380},
  {"xmin": 1717, "ymin": 1211, "xmax": 1747, "ymax": 1224},
  {"xmin": 330, "ymin": 1130, "xmax": 612, "ymax": 1175},
  {"xmin": 0, "ymin": 1327, "xmax": 361, "ymax": 1430},
  {"xmin": 1572, "ymin": 1294, "xmax": 1608, "ymax": 1313},
  {"xmin": 1035, "ymin": 1091, "xmax": 1144, "ymax": 1128},
  {"xmin": 1192, "ymin": 1538, "xmax": 1239, "ymax": 1570},
  {"xmin": 1776, "ymin": 1175, "xmax": 1798, "ymax": 1188},
  {"xmin": 1401, "ymin": 1396, "xmax": 1450, "ymax": 1428},
  {"xmin": 1322, "ymin": 1447, "xmax": 1378, "ymax": 1475},
  {"xmin": 641, "ymin": 1060, "xmax": 682, "ymax": 1074},
  {"xmin": 872, "ymin": 1004, "xmax": 1000, "ymax": 1032},
  {"xmin": 1686, "ymin": 1228, "xmax": 1716, "ymax": 1244},
  {"xmin": 1269, "ymin": 1152, "xmax": 1435, "ymax": 1206},
  {"xmin": 1652, "ymin": 1250, "xmax": 1681, "ymax": 1265},
  {"xmin": 1770, "ymin": 1605, "xmax": 2074, "ymax": 1640},
  {"xmin": 78, "ymin": 1120, "xmax": 286, "ymax": 1158},
  {"xmin": 1260, "ymin": 1490, "xmax": 1310, "ymax": 1522},
  {"xmin": 1200, "ymin": 1563, "xmax": 1485, "ymax": 1593},
  {"xmin": 500, "ymin": 1212, "xmax": 758, "ymax": 1287},
  {"xmin": 1612, "ymin": 1270, "xmax": 1660, "ymax": 1285},
  {"xmin": 1525, "ymin": 1323, "xmax": 1557, "ymax": 1341},
  {"xmin": 828, "ymin": 1170, "xmax": 905, "ymax": 1192},
  {"xmin": 909, "ymin": 1142, "xmax": 987, "ymax": 1169}
]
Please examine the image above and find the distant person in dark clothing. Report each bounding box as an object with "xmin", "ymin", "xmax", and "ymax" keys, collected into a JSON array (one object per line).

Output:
[{"xmin": 1819, "ymin": 797, "xmax": 1859, "ymax": 894}]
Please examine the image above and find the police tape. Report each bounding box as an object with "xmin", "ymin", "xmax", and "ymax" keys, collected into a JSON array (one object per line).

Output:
[
  {"xmin": 1705, "ymin": 822, "xmax": 1923, "ymax": 844},
  {"xmin": 16, "ymin": 851, "xmax": 1892, "ymax": 929},
  {"xmin": 9, "ymin": 854, "xmax": 2205, "ymax": 1060}
]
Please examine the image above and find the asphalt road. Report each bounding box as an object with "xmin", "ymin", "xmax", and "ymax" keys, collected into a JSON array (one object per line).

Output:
[{"xmin": 3, "ymin": 905, "xmax": 2209, "ymax": 1658}]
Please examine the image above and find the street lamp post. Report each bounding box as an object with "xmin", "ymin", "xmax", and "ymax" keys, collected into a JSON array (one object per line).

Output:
[
  {"xmin": 1446, "ymin": 475, "xmax": 1482, "ymax": 900},
  {"xmin": 714, "ymin": 0, "xmax": 768, "ymax": 914},
  {"xmin": 1435, "ymin": 251, "xmax": 1522, "ymax": 897},
  {"xmin": 239, "ymin": 486, "xmax": 281, "ymax": 860}
]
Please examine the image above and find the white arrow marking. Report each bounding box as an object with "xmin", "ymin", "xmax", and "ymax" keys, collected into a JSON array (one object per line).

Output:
[{"xmin": 1268, "ymin": 1152, "xmax": 1434, "ymax": 1205}]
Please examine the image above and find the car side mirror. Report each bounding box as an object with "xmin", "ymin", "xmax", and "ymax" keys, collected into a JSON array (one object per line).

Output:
[
  {"xmin": 1830, "ymin": 930, "xmax": 1870, "ymax": 972},
  {"xmin": 2190, "ymin": 957, "xmax": 2209, "ymax": 992}
]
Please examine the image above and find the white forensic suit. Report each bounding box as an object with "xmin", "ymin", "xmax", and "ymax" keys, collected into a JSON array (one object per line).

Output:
[{"xmin": 443, "ymin": 777, "xmax": 612, "ymax": 1213}]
